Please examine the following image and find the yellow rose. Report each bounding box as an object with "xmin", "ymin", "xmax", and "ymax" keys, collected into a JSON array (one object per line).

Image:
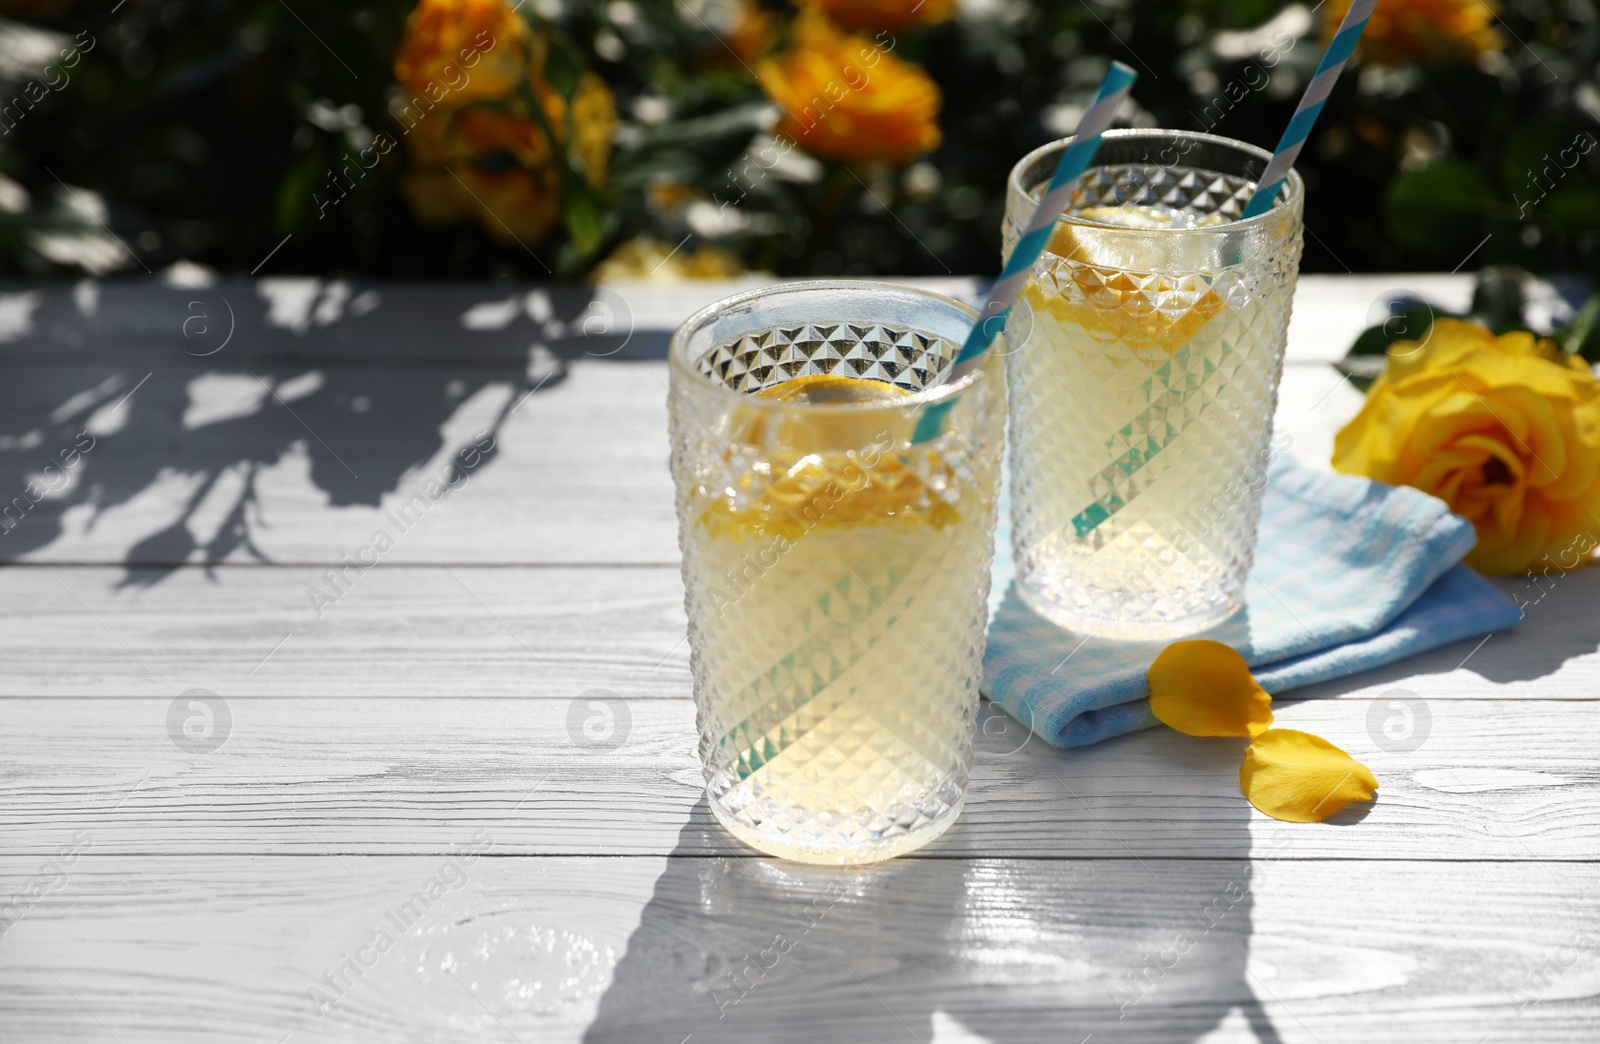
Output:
[
  {"xmin": 807, "ymin": 0, "xmax": 955, "ymax": 32},
  {"xmin": 1322, "ymin": 0, "xmax": 1503, "ymax": 65},
  {"xmin": 395, "ymin": 0, "xmax": 535, "ymax": 102},
  {"xmin": 399, "ymin": 27, "xmax": 616, "ymax": 249},
  {"xmin": 590, "ymin": 238, "xmax": 746, "ymax": 281},
  {"xmin": 1333, "ymin": 318, "xmax": 1600, "ymax": 576},
  {"xmin": 757, "ymin": 13, "xmax": 941, "ymax": 167},
  {"xmin": 728, "ymin": 0, "xmax": 779, "ymax": 60}
]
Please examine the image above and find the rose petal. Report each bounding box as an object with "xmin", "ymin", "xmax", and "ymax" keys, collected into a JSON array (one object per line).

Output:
[
  {"xmin": 1148, "ymin": 640, "xmax": 1273, "ymax": 738},
  {"xmin": 1239, "ymin": 729, "xmax": 1378, "ymax": 822}
]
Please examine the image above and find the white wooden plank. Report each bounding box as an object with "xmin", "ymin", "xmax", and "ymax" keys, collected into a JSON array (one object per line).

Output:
[
  {"xmin": 0, "ymin": 274, "xmax": 1498, "ymax": 366},
  {"xmin": 0, "ymin": 363, "xmax": 1415, "ymax": 567},
  {"xmin": 0, "ymin": 565, "xmax": 690, "ymax": 697},
  {"xmin": 0, "ymin": 854, "xmax": 1594, "ymax": 1043},
  {"xmin": 17, "ymin": 276, "xmax": 1558, "ymax": 569},
  {"xmin": 0, "ymin": 358, "xmax": 681, "ymax": 566},
  {"xmin": 4, "ymin": 696, "xmax": 1596, "ymax": 859},
  {"xmin": 0, "ymin": 277, "xmax": 983, "ymax": 363},
  {"xmin": 0, "ymin": 561, "xmax": 1587, "ymax": 699}
]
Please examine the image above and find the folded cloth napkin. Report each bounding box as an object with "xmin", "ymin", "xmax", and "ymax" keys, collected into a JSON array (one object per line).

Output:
[{"xmin": 982, "ymin": 457, "xmax": 1524, "ymax": 747}]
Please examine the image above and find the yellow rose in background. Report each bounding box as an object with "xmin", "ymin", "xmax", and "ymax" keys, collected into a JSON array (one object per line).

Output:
[
  {"xmin": 727, "ymin": 0, "xmax": 779, "ymax": 60},
  {"xmin": 808, "ymin": 0, "xmax": 956, "ymax": 32},
  {"xmin": 590, "ymin": 238, "xmax": 746, "ymax": 281},
  {"xmin": 402, "ymin": 109, "xmax": 563, "ymax": 244},
  {"xmin": 757, "ymin": 13, "xmax": 940, "ymax": 167},
  {"xmin": 1333, "ymin": 319, "xmax": 1600, "ymax": 576},
  {"xmin": 396, "ymin": 9, "xmax": 616, "ymax": 250},
  {"xmin": 1323, "ymin": 0, "xmax": 1503, "ymax": 65},
  {"xmin": 395, "ymin": 0, "xmax": 534, "ymax": 102}
]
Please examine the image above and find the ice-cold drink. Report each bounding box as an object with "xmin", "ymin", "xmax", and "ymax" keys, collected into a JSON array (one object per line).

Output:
[
  {"xmin": 1004, "ymin": 131, "xmax": 1304, "ymax": 639},
  {"xmin": 668, "ymin": 283, "xmax": 1005, "ymax": 864}
]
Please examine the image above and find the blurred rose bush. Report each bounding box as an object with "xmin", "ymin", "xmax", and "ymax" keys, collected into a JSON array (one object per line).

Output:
[
  {"xmin": 393, "ymin": 0, "xmax": 614, "ymax": 252},
  {"xmin": 0, "ymin": 0, "xmax": 1594, "ymax": 280},
  {"xmin": 1321, "ymin": 0, "xmax": 1502, "ymax": 65},
  {"xmin": 809, "ymin": 0, "xmax": 954, "ymax": 32}
]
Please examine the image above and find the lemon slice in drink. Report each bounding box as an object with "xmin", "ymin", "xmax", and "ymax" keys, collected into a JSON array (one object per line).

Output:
[
  {"xmin": 1038, "ymin": 204, "xmax": 1228, "ymax": 356},
  {"xmin": 706, "ymin": 374, "xmax": 958, "ymax": 541},
  {"xmin": 750, "ymin": 373, "xmax": 915, "ymax": 454}
]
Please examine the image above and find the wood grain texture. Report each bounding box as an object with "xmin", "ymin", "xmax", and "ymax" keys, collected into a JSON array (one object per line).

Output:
[
  {"xmin": 3, "ymin": 276, "xmax": 1597, "ymax": 1043},
  {"xmin": 0, "ymin": 560, "xmax": 1590, "ymax": 699},
  {"xmin": 4, "ymin": 696, "xmax": 1597, "ymax": 859},
  {"xmin": 1, "ymin": 278, "xmax": 1531, "ymax": 569},
  {"xmin": 0, "ymin": 564, "xmax": 691, "ymax": 697},
  {"xmin": 8, "ymin": 274, "xmax": 1558, "ymax": 366},
  {"xmin": 0, "ymin": 358, "xmax": 683, "ymax": 567},
  {"xmin": 2, "ymin": 855, "xmax": 1595, "ymax": 1043},
  {"xmin": 0, "ymin": 358, "xmax": 1357, "ymax": 570}
]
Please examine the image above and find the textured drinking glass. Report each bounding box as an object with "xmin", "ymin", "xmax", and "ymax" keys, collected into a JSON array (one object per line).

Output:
[
  {"xmin": 668, "ymin": 281, "xmax": 1006, "ymax": 864},
  {"xmin": 1003, "ymin": 129, "xmax": 1304, "ymax": 640}
]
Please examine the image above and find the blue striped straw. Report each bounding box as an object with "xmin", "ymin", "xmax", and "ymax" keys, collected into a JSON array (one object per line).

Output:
[
  {"xmin": 911, "ymin": 61, "xmax": 1137, "ymax": 444},
  {"xmin": 1240, "ymin": 0, "xmax": 1378, "ymax": 219}
]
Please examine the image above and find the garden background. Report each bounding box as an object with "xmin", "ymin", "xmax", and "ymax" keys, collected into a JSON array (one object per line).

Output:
[{"xmin": 0, "ymin": 0, "xmax": 1595, "ymax": 282}]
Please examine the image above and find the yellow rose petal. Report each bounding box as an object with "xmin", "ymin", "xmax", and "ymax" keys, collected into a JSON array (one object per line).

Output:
[
  {"xmin": 1147, "ymin": 640, "xmax": 1273, "ymax": 738},
  {"xmin": 1240, "ymin": 729, "xmax": 1378, "ymax": 823}
]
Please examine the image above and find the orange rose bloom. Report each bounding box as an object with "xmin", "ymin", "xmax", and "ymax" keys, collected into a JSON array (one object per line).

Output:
[
  {"xmin": 1332, "ymin": 319, "xmax": 1600, "ymax": 576},
  {"xmin": 395, "ymin": 0, "xmax": 535, "ymax": 103},
  {"xmin": 727, "ymin": 0, "xmax": 778, "ymax": 60},
  {"xmin": 1323, "ymin": 0, "xmax": 1503, "ymax": 64},
  {"xmin": 758, "ymin": 14, "xmax": 940, "ymax": 167},
  {"xmin": 397, "ymin": 22, "xmax": 616, "ymax": 249},
  {"xmin": 807, "ymin": 0, "xmax": 955, "ymax": 31}
]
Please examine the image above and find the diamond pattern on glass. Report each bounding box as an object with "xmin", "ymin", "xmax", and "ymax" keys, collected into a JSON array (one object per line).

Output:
[
  {"xmin": 1066, "ymin": 162, "xmax": 1258, "ymax": 223},
  {"xmin": 1004, "ymin": 160, "xmax": 1302, "ymax": 637},
  {"xmin": 699, "ymin": 322, "xmax": 958, "ymax": 394},
  {"xmin": 670, "ymin": 319, "xmax": 1004, "ymax": 861}
]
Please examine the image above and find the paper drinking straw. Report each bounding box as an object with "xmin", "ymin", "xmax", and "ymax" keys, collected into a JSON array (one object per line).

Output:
[
  {"xmin": 1240, "ymin": 0, "xmax": 1378, "ymax": 219},
  {"xmin": 1060, "ymin": 9, "xmax": 1380, "ymax": 538},
  {"xmin": 910, "ymin": 61, "xmax": 1137, "ymax": 445}
]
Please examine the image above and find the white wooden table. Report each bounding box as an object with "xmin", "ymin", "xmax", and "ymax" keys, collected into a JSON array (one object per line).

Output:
[{"xmin": 1, "ymin": 274, "xmax": 1596, "ymax": 1043}]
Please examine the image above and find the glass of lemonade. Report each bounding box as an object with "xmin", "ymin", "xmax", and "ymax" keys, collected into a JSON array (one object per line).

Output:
[
  {"xmin": 1003, "ymin": 130, "xmax": 1304, "ymax": 640},
  {"xmin": 668, "ymin": 281, "xmax": 1006, "ymax": 864}
]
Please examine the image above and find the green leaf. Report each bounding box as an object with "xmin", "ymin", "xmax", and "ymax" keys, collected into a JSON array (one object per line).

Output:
[
  {"xmin": 562, "ymin": 179, "xmax": 605, "ymax": 257},
  {"xmin": 545, "ymin": 35, "xmax": 586, "ymax": 101},
  {"xmin": 623, "ymin": 102, "xmax": 772, "ymax": 152},
  {"xmin": 1333, "ymin": 354, "xmax": 1385, "ymax": 394},
  {"xmin": 1556, "ymin": 295, "xmax": 1600, "ymax": 363},
  {"xmin": 1499, "ymin": 120, "xmax": 1569, "ymax": 201},
  {"xmin": 608, "ymin": 102, "xmax": 770, "ymax": 190},
  {"xmin": 1347, "ymin": 303, "xmax": 1438, "ymax": 356},
  {"xmin": 274, "ymin": 154, "xmax": 324, "ymax": 236},
  {"xmin": 1383, "ymin": 160, "xmax": 1497, "ymax": 254},
  {"xmin": 1545, "ymin": 185, "xmax": 1600, "ymax": 231},
  {"xmin": 1469, "ymin": 265, "xmax": 1527, "ymax": 333}
]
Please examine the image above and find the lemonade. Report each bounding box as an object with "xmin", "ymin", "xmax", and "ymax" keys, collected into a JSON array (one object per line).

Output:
[
  {"xmin": 668, "ymin": 287, "xmax": 1005, "ymax": 864},
  {"xmin": 1003, "ymin": 135, "xmax": 1304, "ymax": 639}
]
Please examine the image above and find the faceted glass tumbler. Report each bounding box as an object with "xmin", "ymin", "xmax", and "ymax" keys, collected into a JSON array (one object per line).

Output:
[
  {"xmin": 1003, "ymin": 130, "xmax": 1304, "ymax": 640},
  {"xmin": 667, "ymin": 281, "xmax": 1006, "ymax": 864}
]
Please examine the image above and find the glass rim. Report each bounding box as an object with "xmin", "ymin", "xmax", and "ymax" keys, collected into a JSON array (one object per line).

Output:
[
  {"xmin": 1008, "ymin": 128, "xmax": 1305, "ymax": 235},
  {"xmin": 667, "ymin": 278, "xmax": 996, "ymax": 415}
]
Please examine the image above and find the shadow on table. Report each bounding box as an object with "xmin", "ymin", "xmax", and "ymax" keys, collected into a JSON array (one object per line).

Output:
[
  {"xmin": 583, "ymin": 713, "xmax": 1286, "ymax": 1044},
  {"xmin": 0, "ymin": 279, "xmax": 658, "ymax": 582},
  {"xmin": 1286, "ymin": 568, "xmax": 1600, "ymax": 701}
]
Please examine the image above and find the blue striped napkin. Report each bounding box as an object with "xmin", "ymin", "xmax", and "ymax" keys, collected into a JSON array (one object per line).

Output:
[{"xmin": 982, "ymin": 458, "xmax": 1524, "ymax": 747}]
